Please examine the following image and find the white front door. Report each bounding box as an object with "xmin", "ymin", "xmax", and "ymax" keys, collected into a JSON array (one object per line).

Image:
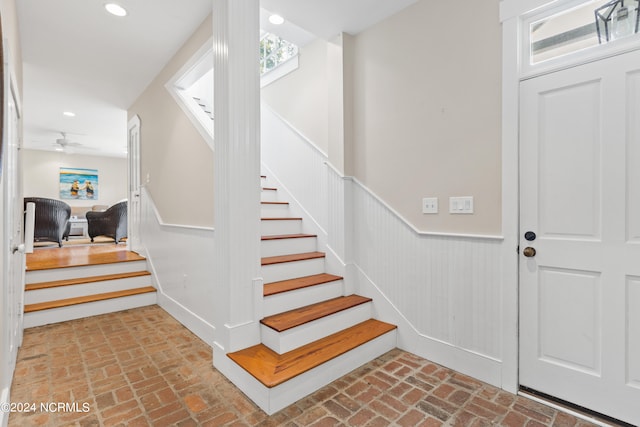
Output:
[{"xmin": 519, "ymin": 49, "xmax": 640, "ymax": 425}]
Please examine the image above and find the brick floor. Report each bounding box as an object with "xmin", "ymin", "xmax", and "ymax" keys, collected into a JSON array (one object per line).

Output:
[{"xmin": 8, "ymin": 305, "xmax": 600, "ymax": 426}]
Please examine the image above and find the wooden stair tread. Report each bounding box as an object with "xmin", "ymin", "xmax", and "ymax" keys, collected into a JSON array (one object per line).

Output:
[
  {"xmin": 261, "ymin": 201, "xmax": 289, "ymax": 205},
  {"xmin": 264, "ymin": 273, "xmax": 342, "ymax": 296},
  {"xmin": 261, "ymin": 217, "xmax": 302, "ymax": 221},
  {"xmin": 24, "ymin": 286, "xmax": 156, "ymax": 313},
  {"xmin": 262, "ymin": 187, "xmax": 277, "ymax": 191},
  {"xmin": 261, "ymin": 251, "xmax": 324, "ymax": 266},
  {"xmin": 261, "ymin": 234, "xmax": 316, "ymax": 241},
  {"xmin": 261, "ymin": 295, "xmax": 371, "ymax": 332},
  {"xmin": 25, "ymin": 271, "xmax": 151, "ymax": 291},
  {"xmin": 228, "ymin": 319, "xmax": 396, "ymax": 388}
]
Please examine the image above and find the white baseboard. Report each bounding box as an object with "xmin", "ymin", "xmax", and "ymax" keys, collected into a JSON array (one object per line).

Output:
[
  {"xmin": 157, "ymin": 291, "xmax": 215, "ymax": 347},
  {"xmin": 354, "ymin": 265, "xmax": 503, "ymax": 387}
]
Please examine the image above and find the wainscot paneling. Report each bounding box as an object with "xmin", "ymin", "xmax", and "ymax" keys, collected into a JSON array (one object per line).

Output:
[{"xmin": 140, "ymin": 188, "xmax": 215, "ymax": 345}]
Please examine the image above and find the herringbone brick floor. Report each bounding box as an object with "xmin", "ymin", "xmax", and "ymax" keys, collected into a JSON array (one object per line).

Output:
[{"xmin": 9, "ymin": 305, "xmax": 600, "ymax": 426}]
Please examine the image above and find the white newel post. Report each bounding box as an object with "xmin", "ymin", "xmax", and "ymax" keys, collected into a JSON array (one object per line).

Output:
[{"xmin": 211, "ymin": 0, "xmax": 262, "ymax": 361}]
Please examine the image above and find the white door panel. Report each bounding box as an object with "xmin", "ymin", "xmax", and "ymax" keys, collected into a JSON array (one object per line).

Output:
[
  {"xmin": 127, "ymin": 116, "xmax": 142, "ymax": 253},
  {"xmin": 520, "ymin": 49, "xmax": 640, "ymax": 425}
]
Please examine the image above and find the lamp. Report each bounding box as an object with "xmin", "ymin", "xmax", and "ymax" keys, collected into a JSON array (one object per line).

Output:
[{"xmin": 595, "ymin": 0, "xmax": 640, "ymax": 43}]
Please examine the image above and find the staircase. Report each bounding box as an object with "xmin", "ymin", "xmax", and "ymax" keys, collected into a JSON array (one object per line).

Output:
[
  {"xmin": 24, "ymin": 248, "xmax": 156, "ymax": 328},
  {"xmin": 227, "ymin": 176, "xmax": 397, "ymax": 414}
]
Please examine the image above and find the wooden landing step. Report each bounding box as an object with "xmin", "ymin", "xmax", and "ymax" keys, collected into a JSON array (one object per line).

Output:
[
  {"xmin": 24, "ymin": 286, "xmax": 156, "ymax": 313},
  {"xmin": 261, "ymin": 252, "xmax": 325, "ymax": 266},
  {"xmin": 262, "ymin": 187, "xmax": 277, "ymax": 191},
  {"xmin": 261, "ymin": 201, "xmax": 289, "ymax": 205},
  {"xmin": 261, "ymin": 217, "xmax": 302, "ymax": 221},
  {"xmin": 261, "ymin": 295, "xmax": 370, "ymax": 332},
  {"xmin": 264, "ymin": 273, "xmax": 342, "ymax": 296},
  {"xmin": 228, "ymin": 319, "xmax": 397, "ymax": 388},
  {"xmin": 26, "ymin": 247, "xmax": 145, "ymax": 271},
  {"xmin": 25, "ymin": 271, "xmax": 151, "ymax": 291},
  {"xmin": 261, "ymin": 233, "xmax": 316, "ymax": 241}
]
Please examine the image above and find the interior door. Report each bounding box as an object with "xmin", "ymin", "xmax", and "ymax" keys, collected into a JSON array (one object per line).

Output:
[
  {"xmin": 2, "ymin": 51, "xmax": 24, "ymax": 385},
  {"xmin": 127, "ymin": 115, "xmax": 142, "ymax": 253},
  {"xmin": 519, "ymin": 49, "xmax": 640, "ymax": 425}
]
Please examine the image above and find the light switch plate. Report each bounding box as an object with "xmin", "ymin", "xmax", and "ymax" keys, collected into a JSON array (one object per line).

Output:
[
  {"xmin": 449, "ymin": 196, "xmax": 473, "ymax": 214},
  {"xmin": 422, "ymin": 197, "xmax": 438, "ymax": 214}
]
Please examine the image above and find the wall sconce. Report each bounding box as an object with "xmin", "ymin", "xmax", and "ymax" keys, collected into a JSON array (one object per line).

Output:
[{"xmin": 595, "ymin": 0, "xmax": 640, "ymax": 43}]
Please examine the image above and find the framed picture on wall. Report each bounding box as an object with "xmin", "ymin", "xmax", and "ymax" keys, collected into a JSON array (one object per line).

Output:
[{"xmin": 60, "ymin": 167, "xmax": 99, "ymax": 200}]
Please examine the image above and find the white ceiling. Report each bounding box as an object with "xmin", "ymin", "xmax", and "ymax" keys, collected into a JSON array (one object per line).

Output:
[{"xmin": 17, "ymin": 0, "xmax": 417, "ymax": 158}]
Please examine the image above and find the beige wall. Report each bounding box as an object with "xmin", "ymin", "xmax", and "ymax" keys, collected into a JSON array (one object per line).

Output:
[
  {"xmin": 128, "ymin": 15, "xmax": 214, "ymax": 228},
  {"xmin": 261, "ymin": 38, "xmax": 329, "ymax": 154},
  {"xmin": 22, "ymin": 150, "xmax": 127, "ymax": 208},
  {"xmin": 350, "ymin": 0, "xmax": 502, "ymax": 235}
]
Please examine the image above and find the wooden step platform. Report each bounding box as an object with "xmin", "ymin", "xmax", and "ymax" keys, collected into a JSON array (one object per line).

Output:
[
  {"xmin": 261, "ymin": 251, "xmax": 325, "ymax": 266},
  {"xmin": 261, "ymin": 295, "xmax": 371, "ymax": 332},
  {"xmin": 26, "ymin": 245, "xmax": 145, "ymax": 271},
  {"xmin": 24, "ymin": 286, "xmax": 156, "ymax": 313},
  {"xmin": 25, "ymin": 271, "xmax": 151, "ymax": 291},
  {"xmin": 261, "ymin": 201, "xmax": 289, "ymax": 205},
  {"xmin": 264, "ymin": 273, "xmax": 342, "ymax": 296},
  {"xmin": 228, "ymin": 319, "xmax": 396, "ymax": 388}
]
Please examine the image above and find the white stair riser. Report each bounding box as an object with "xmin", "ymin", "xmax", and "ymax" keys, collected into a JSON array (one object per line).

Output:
[
  {"xmin": 26, "ymin": 260, "xmax": 148, "ymax": 284},
  {"xmin": 225, "ymin": 329, "xmax": 397, "ymax": 415},
  {"xmin": 261, "ymin": 189, "xmax": 279, "ymax": 202},
  {"xmin": 260, "ymin": 203, "xmax": 290, "ymax": 218},
  {"xmin": 262, "ymin": 302, "xmax": 372, "ymax": 354},
  {"xmin": 23, "ymin": 292, "xmax": 157, "ymax": 328},
  {"xmin": 261, "ymin": 258, "xmax": 324, "ymax": 283},
  {"xmin": 261, "ymin": 219, "xmax": 302, "ymax": 236},
  {"xmin": 25, "ymin": 275, "xmax": 152, "ymax": 305},
  {"xmin": 263, "ymin": 279, "xmax": 344, "ymax": 317},
  {"xmin": 261, "ymin": 237, "xmax": 317, "ymax": 258}
]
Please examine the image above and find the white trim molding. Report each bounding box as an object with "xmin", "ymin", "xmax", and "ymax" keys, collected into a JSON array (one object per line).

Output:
[{"xmin": 165, "ymin": 38, "xmax": 214, "ymax": 150}]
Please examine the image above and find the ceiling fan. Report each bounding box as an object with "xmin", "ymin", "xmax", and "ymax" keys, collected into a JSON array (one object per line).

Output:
[{"xmin": 53, "ymin": 132, "xmax": 85, "ymax": 152}]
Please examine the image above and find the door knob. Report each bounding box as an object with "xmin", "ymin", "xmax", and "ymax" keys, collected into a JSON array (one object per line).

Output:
[{"xmin": 523, "ymin": 247, "xmax": 536, "ymax": 257}]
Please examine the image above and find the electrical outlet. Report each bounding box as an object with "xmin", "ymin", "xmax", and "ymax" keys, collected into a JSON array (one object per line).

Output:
[{"xmin": 422, "ymin": 197, "xmax": 438, "ymax": 214}]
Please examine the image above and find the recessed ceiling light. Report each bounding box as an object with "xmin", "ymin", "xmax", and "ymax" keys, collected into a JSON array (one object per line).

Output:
[
  {"xmin": 63, "ymin": 111, "xmax": 76, "ymax": 117},
  {"xmin": 105, "ymin": 3, "xmax": 127, "ymax": 17},
  {"xmin": 269, "ymin": 14, "xmax": 285, "ymax": 25}
]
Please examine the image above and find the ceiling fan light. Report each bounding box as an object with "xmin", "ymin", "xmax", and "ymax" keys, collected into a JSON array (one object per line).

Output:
[
  {"xmin": 105, "ymin": 3, "xmax": 127, "ymax": 17},
  {"xmin": 63, "ymin": 111, "xmax": 75, "ymax": 117}
]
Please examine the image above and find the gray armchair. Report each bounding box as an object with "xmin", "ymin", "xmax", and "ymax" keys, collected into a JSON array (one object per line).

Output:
[
  {"xmin": 86, "ymin": 201, "xmax": 127, "ymax": 243},
  {"xmin": 24, "ymin": 197, "xmax": 71, "ymax": 247}
]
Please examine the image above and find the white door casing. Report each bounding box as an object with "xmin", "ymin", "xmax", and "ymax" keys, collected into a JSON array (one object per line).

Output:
[
  {"xmin": 127, "ymin": 115, "xmax": 142, "ymax": 253},
  {"xmin": 519, "ymin": 48, "xmax": 640, "ymax": 425}
]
